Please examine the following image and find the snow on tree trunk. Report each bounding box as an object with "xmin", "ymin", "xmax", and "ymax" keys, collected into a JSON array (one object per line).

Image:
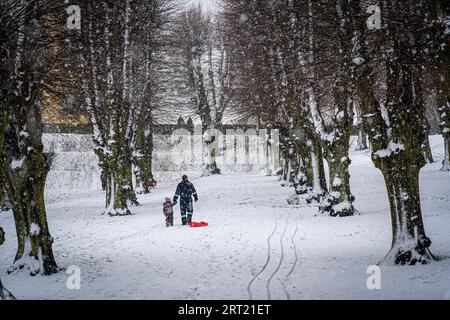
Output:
[
  {"xmin": 421, "ymin": 119, "xmax": 434, "ymax": 164},
  {"xmin": 1, "ymin": 98, "xmax": 58, "ymax": 275},
  {"xmin": 438, "ymin": 100, "xmax": 450, "ymax": 171},
  {"xmin": 422, "ymin": 134, "xmax": 434, "ymax": 164},
  {"xmin": 377, "ymin": 155, "xmax": 434, "ymax": 265},
  {"xmin": 355, "ymin": 125, "xmax": 368, "ymax": 151},
  {"xmin": 354, "ymin": 104, "xmax": 368, "ymax": 151},
  {"xmin": 284, "ymin": 147, "xmax": 295, "ymax": 187},
  {"xmin": 104, "ymin": 137, "xmax": 138, "ymax": 216},
  {"xmin": 349, "ymin": 0, "xmax": 434, "ymax": 264},
  {"xmin": 442, "ymin": 134, "xmax": 450, "ymax": 171},
  {"xmin": 203, "ymin": 138, "xmax": 221, "ymax": 176},
  {"xmin": 200, "ymin": 81, "xmax": 221, "ymax": 176},
  {"xmin": 321, "ymin": 151, "xmax": 355, "ymax": 217},
  {"xmin": 428, "ymin": 0, "xmax": 450, "ymax": 171},
  {"xmin": 328, "ymin": 155, "xmax": 353, "ymax": 216},
  {"xmin": 79, "ymin": 1, "xmax": 145, "ymax": 216},
  {"xmin": 287, "ymin": 142, "xmax": 313, "ymax": 205},
  {"xmin": 319, "ymin": 92, "xmax": 355, "ymax": 217},
  {"xmin": 279, "ymin": 126, "xmax": 295, "ymax": 187},
  {"xmin": 306, "ymin": 134, "xmax": 327, "ymax": 204},
  {"xmin": 293, "ymin": 145, "xmax": 313, "ymax": 196},
  {"xmin": 203, "ymin": 127, "xmax": 221, "ymax": 176},
  {"xmin": 134, "ymin": 126, "xmax": 154, "ymax": 194},
  {"xmin": 0, "ymin": 175, "xmax": 9, "ymax": 211}
]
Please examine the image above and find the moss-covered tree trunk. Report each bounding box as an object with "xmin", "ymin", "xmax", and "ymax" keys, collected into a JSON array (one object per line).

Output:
[
  {"xmin": 437, "ymin": 88, "xmax": 449, "ymax": 171},
  {"xmin": 374, "ymin": 67, "xmax": 434, "ymax": 264},
  {"xmin": 198, "ymin": 64, "xmax": 221, "ymax": 176},
  {"xmin": 104, "ymin": 135, "xmax": 138, "ymax": 216},
  {"xmin": 134, "ymin": 123, "xmax": 154, "ymax": 194},
  {"xmin": 0, "ymin": 98, "xmax": 58, "ymax": 275},
  {"xmin": 349, "ymin": 0, "xmax": 434, "ymax": 264},
  {"xmin": 305, "ymin": 132, "xmax": 327, "ymax": 204},
  {"xmin": 288, "ymin": 141, "xmax": 314, "ymax": 205},
  {"xmin": 377, "ymin": 154, "xmax": 434, "ymax": 265},
  {"xmin": 421, "ymin": 121, "xmax": 434, "ymax": 164},
  {"xmin": 279, "ymin": 125, "xmax": 295, "ymax": 186},
  {"xmin": 427, "ymin": 0, "xmax": 449, "ymax": 171},
  {"xmin": 321, "ymin": 145, "xmax": 355, "ymax": 217},
  {"xmin": 293, "ymin": 142, "xmax": 313, "ymax": 196},
  {"xmin": 203, "ymin": 133, "xmax": 221, "ymax": 176},
  {"xmin": 0, "ymin": 174, "xmax": 9, "ymax": 211},
  {"xmin": 443, "ymin": 134, "xmax": 450, "ymax": 171},
  {"xmin": 354, "ymin": 103, "xmax": 368, "ymax": 151},
  {"xmin": 281, "ymin": 147, "xmax": 295, "ymax": 187},
  {"xmin": 320, "ymin": 86, "xmax": 355, "ymax": 217}
]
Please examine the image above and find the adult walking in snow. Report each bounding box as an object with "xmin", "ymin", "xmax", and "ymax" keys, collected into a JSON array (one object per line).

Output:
[{"xmin": 173, "ymin": 175, "xmax": 198, "ymax": 225}]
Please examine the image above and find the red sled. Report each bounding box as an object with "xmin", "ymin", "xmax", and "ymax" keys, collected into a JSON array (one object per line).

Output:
[{"xmin": 189, "ymin": 221, "xmax": 208, "ymax": 228}]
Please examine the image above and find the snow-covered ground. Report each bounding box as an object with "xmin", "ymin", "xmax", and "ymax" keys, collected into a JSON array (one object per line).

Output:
[{"xmin": 0, "ymin": 136, "xmax": 449, "ymax": 300}]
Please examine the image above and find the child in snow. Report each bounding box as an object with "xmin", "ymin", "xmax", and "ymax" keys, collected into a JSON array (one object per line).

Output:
[{"xmin": 163, "ymin": 197, "xmax": 174, "ymax": 227}]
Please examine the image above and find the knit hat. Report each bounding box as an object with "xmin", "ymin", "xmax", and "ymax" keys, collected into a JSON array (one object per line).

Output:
[{"xmin": 165, "ymin": 197, "xmax": 171, "ymax": 202}]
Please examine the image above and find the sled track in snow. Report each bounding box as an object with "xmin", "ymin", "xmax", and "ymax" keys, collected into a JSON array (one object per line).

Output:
[
  {"xmin": 247, "ymin": 214, "xmax": 282, "ymax": 300},
  {"xmin": 266, "ymin": 214, "xmax": 289, "ymax": 300},
  {"xmin": 281, "ymin": 216, "xmax": 299, "ymax": 300}
]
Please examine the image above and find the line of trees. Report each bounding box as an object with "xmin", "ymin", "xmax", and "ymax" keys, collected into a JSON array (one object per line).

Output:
[
  {"xmin": 220, "ymin": 0, "xmax": 448, "ymax": 265},
  {"xmin": 70, "ymin": 0, "xmax": 176, "ymax": 216},
  {"xmin": 0, "ymin": 0, "xmax": 178, "ymax": 288},
  {"xmin": 0, "ymin": 1, "xmax": 448, "ymax": 295}
]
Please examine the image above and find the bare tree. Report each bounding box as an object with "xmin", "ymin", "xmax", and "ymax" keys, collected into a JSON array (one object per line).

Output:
[
  {"xmin": 0, "ymin": 0, "xmax": 72, "ymax": 275},
  {"xmin": 73, "ymin": 0, "xmax": 176, "ymax": 215},
  {"xmin": 172, "ymin": 5, "xmax": 233, "ymax": 175},
  {"xmin": 349, "ymin": 0, "xmax": 435, "ymax": 264}
]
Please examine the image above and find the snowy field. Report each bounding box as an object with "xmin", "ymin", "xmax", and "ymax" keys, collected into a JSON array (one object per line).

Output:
[{"xmin": 0, "ymin": 136, "xmax": 449, "ymax": 300}]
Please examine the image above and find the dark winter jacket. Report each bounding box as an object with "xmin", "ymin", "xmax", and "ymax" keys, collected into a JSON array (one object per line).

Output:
[
  {"xmin": 173, "ymin": 181, "xmax": 198, "ymax": 203},
  {"xmin": 163, "ymin": 201, "xmax": 174, "ymax": 217}
]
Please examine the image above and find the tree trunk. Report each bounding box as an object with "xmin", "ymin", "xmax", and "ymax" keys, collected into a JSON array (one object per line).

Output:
[
  {"xmin": 203, "ymin": 136, "xmax": 221, "ymax": 176},
  {"xmin": 293, "ymin": 146, "xmax": 313, "ymax": 196},
  {"xmin": 378, "ymin": 158, "xmax": 434, "ymax": 265},
  {"xmin": 320, "ymin": 88, "xmax": 355, "ymax": 217},
  {"xmin": 354, "ymin": 103, "xmax": 368, "ymax": 151},
  {"xmin": 104, "ymin": 144, "xmax": 138, "ymax": 216},
  {"xmin": 306, "ymin": 133, "xmax": 327, "ymax": 204},
  {"xmin": 281, "ymin": 149, "xmax": 294, "ymax": 187},
  {"xmin": 347, "ymin": 0, "xmax": 435, "ymax": 265},
  {"xmin": 0, "ymin": 278, "xmax": 15, "ymax": 300},
  {"xmin": 355, "ymin": 125, "xmax": 368, "ymax": 151},
  {"xmin": 421, "ymin": 120, "xmax": 434, "ymax": 164},
  {"xmin": 442, "ymin": 134, "xmax": 450, "ymax": 171},
  {"xmin": 100, "ymin": 169, "xmax": 107, "ymax": 191},
  {"xmin": 134, "ymin": 126, "xmax": 154, "ymax": 194},
  {"xmin": 321, "ymin": 148, "xmax": 355, "ymax": 217},
  {"xmin": 0, "ymin": 175, "xmax": 9, "ymax": 211},
  {"xmin": 422, "ymin": 135, "xmax": 434, "ymax": 164},
  {"xmin": 1, "ymin": 99, "xmax": 58, "ymax": 275},
  {"xmin": 287, "ymin": 146, "xmax": 313, "ymax": 205}
]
